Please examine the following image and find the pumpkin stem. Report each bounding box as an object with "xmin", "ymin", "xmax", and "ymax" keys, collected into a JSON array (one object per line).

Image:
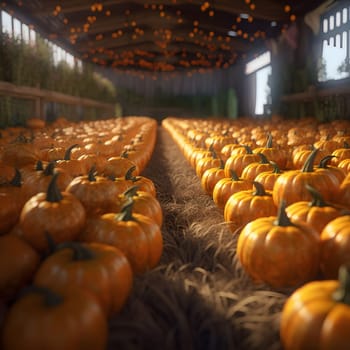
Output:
[
  {"xmin": 88, "ymin": 166, "xmax": 97, "ymax": 182},
  {"xmin": 125, "ymin": 165, "xmax": 138, "ymax": 181},
  {"xmin": 318, "ymin": 155, "xmax": 335, "ymax": 169},
  {"xmin": 332, "ymin": 264, "xmax": 350, "ymax": 305},
  {"xmin": 19, "ymin": 285, "xmax": 63, "ymax": 307},
  {"xmin": 252, "ymin": 181, "xmax": 267, "ymax": 196},
  {"xmin": 274, "ymin": 200, "xmax": 292, "ymax": 227},
  {"xmin": 123, "ymin": 185, "xmax": 139, "ymax": 198},
  {"xmin": 306, "ymin": 184, "xmax": 327, "ymax": 207},
  {"xmin": 257, "ymin": 152, "xmax": 270, "ymax": 164},
  {"xmin": 343, "ymin": 141, "xmax": 349, "ymax": 149},
  {"xmin": 121, "ymin": 150, "xmax": 129, "ymax": 158},
  {"xmin": 115, "ymin": 198, "xmax": 134, "ymax": 221},
  {"xmin": 43, "ymin": 161, "xmax": 56, "ymax": 176},
  {"xmin": 57, "ymin": 241, "xmax": 96, "ymax": 260},
  {"xmin": 64, "ymin": 144, "xmax": 79, "ymax": 160},
  {"xmin": 35, "ymin": 160, "xmax": 44, "ymax": 171},
  {"xmin": 46, "ymin": 173, "xmax": 63, "ymax": 202},
  {"xmin": 301, "ymin": 148, "xmax": 319, "ymax": 173},
  {"xmin": 243, "ymin": 145, "xmax": 253, "ymax": 154},
  {"xmin": 265, "ymin": 133, "xmax": 273, "ymax": 148},
  {"xmin": 10, "ymin": 168, "xmax": 22, "ymax": 187},
  {"xmin": 219, "ymin": 158, "xmax": 225, "ymax": 169},
  {"xmin": 270, "ymin": 161, "xmax": 281, "ymax": 174},
  {"xmin": 229, "ymin": 169, "xmax": 240, "ymax": 181}
]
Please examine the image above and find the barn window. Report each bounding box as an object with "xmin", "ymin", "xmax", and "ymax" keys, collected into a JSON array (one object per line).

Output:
[
  {"xmin": 319, "ymin": 2, "xmax": 350, "ymax": 82},
  {"xmin": 245, "ymin": 51, "xmax": 272, "ymax": 116}
]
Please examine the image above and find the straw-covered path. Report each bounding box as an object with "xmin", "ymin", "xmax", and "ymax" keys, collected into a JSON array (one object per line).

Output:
[{"xmin": 108, "ymin": 125, "xmax": 289, "ymax": 350}]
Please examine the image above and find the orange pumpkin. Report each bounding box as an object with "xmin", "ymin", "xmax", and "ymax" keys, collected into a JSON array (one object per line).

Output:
[
  {"xmin": 0, "ymin": 235, "xmax": 40, "ymax": 301},
  {"xmin": 237, "ymin": 200, "xmax": 320, "ymax": 288},
  {"xmin": 320, "ymin": 215, "xmax": 350, "ymax": 279},
  {"xmin": 273, "ymin": 149, "xmax": 340, "ymax": 208},
  {"xmin": 34, "ymin": 241, "xmax": 133, "ymax": 316},
  {"xmin": 18, "ymin": 173, "xmax": 86, "ymax": 253},
  {"xmin": 1, "ymin": 285, "xmax": 108, "ymax": 350},
  {"xmin": 280, "ymin": 264, "xmax": 350, "ymax": 350},
  {"xmin": 224, "ymin": 181, "xmax": 276, "ymax": 232}
]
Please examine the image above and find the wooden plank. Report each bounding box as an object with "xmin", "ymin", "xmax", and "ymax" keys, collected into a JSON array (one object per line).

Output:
[{"xmin": 0, "ymin": 81, "xmax": 114, "ymax": 112}]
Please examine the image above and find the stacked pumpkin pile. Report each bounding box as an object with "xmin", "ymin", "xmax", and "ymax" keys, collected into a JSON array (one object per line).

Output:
[
  {"xmin": 0, "ymin": 116, "xmax": 163, "ymax": 349},
  {"xmin": 163, "ymin": 115, "xmax": 350, "ymax": 349}
]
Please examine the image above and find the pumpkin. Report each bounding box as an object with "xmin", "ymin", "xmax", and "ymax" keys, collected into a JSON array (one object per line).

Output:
[
  {"xmin": 285, "ymin": 184, "xmax": 344, "ymax": 235},
  {"xmin": 124, "ymin": 165, "xmax": 157, "ymax": 196},
  {"xmin": 103, "ymin": 154, "xmax": 140, "ymax": 178},
  {"xmin": 34, "ymin": 241, "xmax": 133, "ymax": 316},
  {"xmin": 0, "ymin": 162, "xmax": 16, "ymax": 185},
  {"xmin": 108, "ymin": 186, "xmax": 163, "ymax": 227},
  {"xmin": 22, "ymin": 161, "xmax": 73, "ymax": 200},
  {"xmin": 280, "ymin": 264, "xmax": 350, "ymax": 350},
  {"xmin": 224, "ymin": 181, "xmax": 276, "ymax": 232},
  {"xmin": 316, "ymin": 155, "xmax": 346, "ymax": 185},
  {"xmin": 212, "ymin": 169, "xmax": 252, "ymax": 209},
  {"xmin": 320, "ymin": 215, "xmax": 350, "ymax": 279},
  {"xmin": 55, "ymin": 144, "xmax": 87, "ymax": 177},
  {"xmin": 1, "ymin": 285, "xmax": 108, "ymax": 350},
  {"xmin": 338, "ymin": 158, "xmax": 350, "ymax": 176},
  {"xmin": 253, "ymin": 133, "xmax": 287, "ymax": 169},
  {"xmin": 0, "ymin": 235, "xmax": 40, "ymax": 301},
  {"xmin": 240, "ymin": 152, "xmax": 274, "ymax": 182},
  {"xmin": 1, "ymin": 134, "xmax": 41, "ymax": 168},
  {"xmin": 331, "ymin": 142, "xmax": 350, "ymax": 166},
  {"xmin": 333, "ymin": 174, "xmax": 350, "ymax": 210},
  {"xmin": 195, "ymin": 148, "xmax": 222, "ymax": 178},
  {"xmin": 273, "ymin": 148, "xmax": 340, "ymax": 208},
  {"xmin": 200, "ymin": 158, "xmax": 226, "ymax": 196},
  {"xmin": 0, "ymin": 169, "xmax": 26, "ymax": 234},
  {"xmin": 65, "ymin": 167, "xmax": 121, "ymax": 214},
  {"xmin": 254, "ymin": 161, "xmax": 283, "ymax": 191},
  {"xmin": 292, "ymin": 146, "xmax": 327, "ymax": 170},
  {"xmin": 18, "ymin": 173, "xmax": 86, "ymax": 253},
  {"xmin": 79, "ymin": 200, "xmax": 150, "ymax": 274},
  {"xmin": 224, "ymin": 145, "xmax": 261, "ymax": 177},
  {"xmin": 237, "ymin": 200, "xmax": 320, "ymax": 288}
]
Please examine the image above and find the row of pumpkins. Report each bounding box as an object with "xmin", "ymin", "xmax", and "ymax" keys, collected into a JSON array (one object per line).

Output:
[
  {"xmin": 162, "ymin": 115, "xmax": 350, "ymax": 350},
  {"xmin": 0, "ymin": 116, "xmax": 162, "ymax": 349}
]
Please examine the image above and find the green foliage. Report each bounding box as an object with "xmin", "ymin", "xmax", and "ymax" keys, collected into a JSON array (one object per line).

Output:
[{"xmin": 0, "ymin": 32, "xmax": 116, "ymax": 103}]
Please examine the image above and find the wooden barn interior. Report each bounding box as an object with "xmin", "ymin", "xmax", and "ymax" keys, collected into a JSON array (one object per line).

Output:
[{"xmin": 1, "ymin": 1, "xmax": 350, "ymax": 350}]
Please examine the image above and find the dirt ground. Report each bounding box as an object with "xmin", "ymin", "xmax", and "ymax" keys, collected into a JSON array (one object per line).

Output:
[{"xmin": 108, "ymin": 126, "xmax": 291, "ymax": 350}]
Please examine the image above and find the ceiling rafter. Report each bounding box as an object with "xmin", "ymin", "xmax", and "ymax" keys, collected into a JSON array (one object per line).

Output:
[{"xmin": 2, "ymin": 0, "xmax": 327, "ymax": 72}]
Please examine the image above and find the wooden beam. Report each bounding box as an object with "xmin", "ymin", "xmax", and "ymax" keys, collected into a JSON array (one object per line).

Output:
[{"xmin": 35, "ymin": 0, "xmax": 288, "ymax": 21}]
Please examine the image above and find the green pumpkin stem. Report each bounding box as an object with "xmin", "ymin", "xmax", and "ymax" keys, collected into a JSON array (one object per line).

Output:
[
  {"xmin": 301, "ymin": 148, "xmax": 319, "ymax": 173},
  {"xmin": 57, "ymin": 241, "xmax": 96, "ymax": 260},
  {"xmin": 123, "ymin": 185, "xmax": 139, "ymax": 198},
  {"xmin": 10, "ymin": 168, "xmax": 22, "ymax": 187},
  {"xmin": 64, "ymin": 144, "xmax": 79, "ymax": 160},
  {"xmin": 274, "ymin": 200, "xmax": 292, "ymax": 227},
  {"xmin": 270, "ymin": 161, "xmax": 281, "ymax": 174},
  {"xmin": 115, "ymin": 198, "xmax": 134, "ymax": 221},
  {"xmin": 252, "ymin": 181, "xmax": 267, "ymax": 196},
  {"xmin": 306, "ymin": 184, "xmax": 327, "ymax": 207},
  {"xmin": 332, "ymin": 264, "xmax": 350, "ymax": 305},
  {"xmin": 19, "ymin": 285, "xmax": 63, "ymax": 307},
  {"xmin": 46, "ymin": 173, "xmax": 63, "ymax": 202}
]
